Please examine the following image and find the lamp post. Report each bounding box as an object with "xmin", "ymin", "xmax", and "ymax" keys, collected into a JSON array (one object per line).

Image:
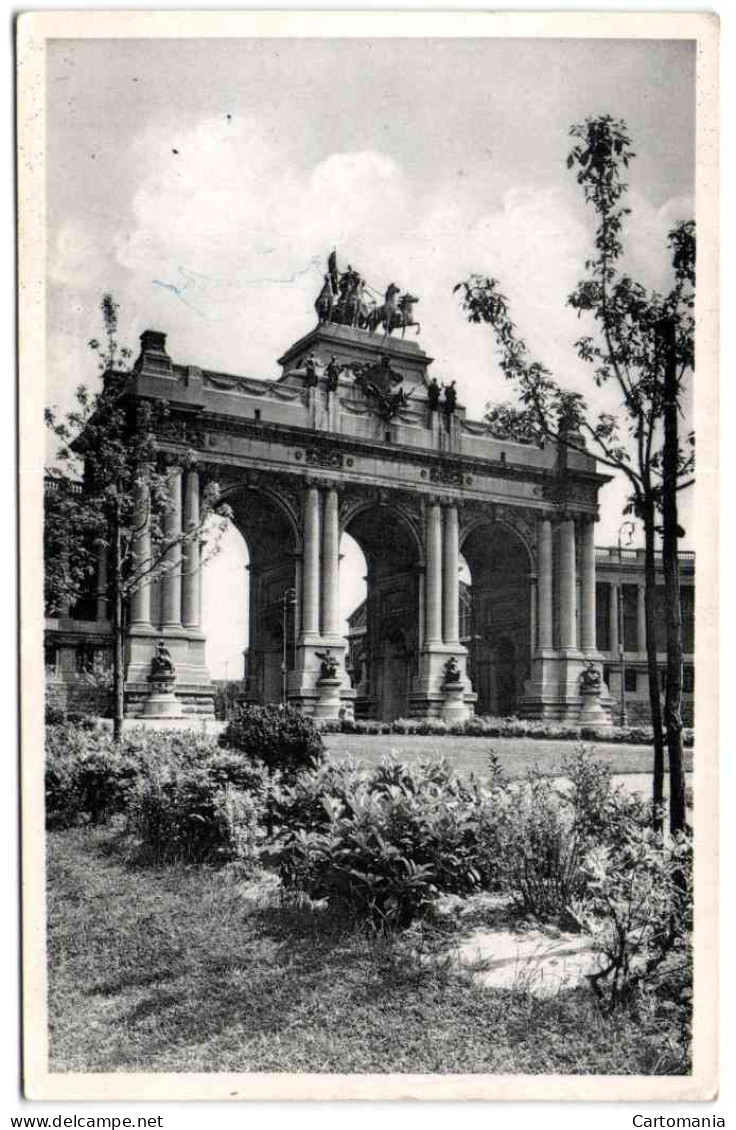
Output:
[
  {"xmin": 617, "ymin": 520, "xmax": 636, "ymax": 726},
  {"xmin": 281, "ymin": 587, "xmax": 297, "ymax": 708}
]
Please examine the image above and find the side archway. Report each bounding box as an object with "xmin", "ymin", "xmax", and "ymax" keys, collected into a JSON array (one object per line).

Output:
[
  {"xmin": 460, "ymin": 521, "xmax": 533, "ymax": 716},
  {"xmin": 217, "ymin": 485, "xmax": 300, "ymax": 706}
]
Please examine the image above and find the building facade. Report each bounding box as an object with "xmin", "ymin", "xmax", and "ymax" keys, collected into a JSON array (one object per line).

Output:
[
  {"xmin": 45, "ymin": 262, "xmax": 645, "ymax": 725},
  {"xmin": 594, "ymin": 547, "xmax": 695, "ymax": 725}
]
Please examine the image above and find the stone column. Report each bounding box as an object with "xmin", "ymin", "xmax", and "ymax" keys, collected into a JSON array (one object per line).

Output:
[
  {"xmin": 537, "ymin": 518, "xmax": 553, "ymax": 650},
  {"xmin": 529, "ymin": 575, "xmax": 538, "ymax": 655},
  {"xmin": 301, "ymin": 485, "xmax": 321, "ymax": 637},
  {"xmin": 609, "ymin": 582, "xmax": 619, "ymax": 657},
  {"xmin": 95, "ymin": 539, "xmax": 108, "ymax": 622},
  {"xmin": 558, "ymin": 516, "xmax": 577, "ymax": 651},
  {"xmin": 425, "ymin": 501, "xmax": 443, "ymax": 644},
  {"xmin": 182, "ymin": 468, "xmax": 200, "ymax": 629},
  {"xmin": 293, "ymin": 557, "xmax": 302, "ymax": 640},
  {"xmin": 129, "ymin": 478, "xmax": 152, "ymax": 627},
  {"xmin": 442, "ymin": 504, "xmax": 460, "ymax": 646},
  {"xmin": 321, "ymin": 487, "xmax": 340, "ymax": 638},
  {"xmin": 580, "ymin": 517, "xmax": 597, "ymax": 653},
  {"xmin": 637, "ymin": 583, "xmax": 646, "ymax": 653},
  {"xmin": 161, "ymin": 465, "xmax": 183, "ymax": 630}
]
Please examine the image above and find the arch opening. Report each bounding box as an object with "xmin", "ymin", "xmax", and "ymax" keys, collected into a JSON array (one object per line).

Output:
[
  {"xmin": 461, "ymin": 522, "xmax": 532, "ymax": 717},
  {"xmin": 343, "ymin": 505, "xmax": 421, "ymax": 721},
  {"xmin": 203, "ymin": 487, "xmax": 299, "ymax": 708}
]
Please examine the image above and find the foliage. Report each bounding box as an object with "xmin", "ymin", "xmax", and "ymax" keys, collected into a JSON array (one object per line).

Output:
[
  {"xmin": 322, "ymin": 714, "xmax": 693, "ymax": 747},
  {"xmin": 267, "ymin": 755, "xmax": 498, "ymax": 929},
  {"xmin": 45, "ymin": 723, "xmax": 142, "ymax": 827},
  {"xmin": 45, "ymin": 702, "xmax": 67, "ymax": 726},
  {"xmin": 213, "ymin": 680, "xmax": 243, "ymax": 721},
  {"xmin": 44, "ymin": 724, "xmax": 222, "ymax": 828},
  {"xmin": 585, "ymin": 828, "xmax": 693, "ymax": 1022},
  {"xmin": 220, "ymin": 704, "xmax": 325, "ymax": 779},
  {"xmin": 44, "ymin": 294, "xmax": 231, "ymax": 737},
  {"xmin": 127, "ymin": 759, "xmax": 265, "ymax": 867},
  {"xmin": 454, "ymin": 115, "xmax": 695, "ymax": 829},
  {"xmin": 454, "ymin": 116, "xmax": 695, "ymax": 504},
  {"xmin": 492, "ymin": 772, "xmax": 590, "ymax": 922},
  {"xmin": 489, "ymin": 746, "xmax": 656, "ymax": 923}
]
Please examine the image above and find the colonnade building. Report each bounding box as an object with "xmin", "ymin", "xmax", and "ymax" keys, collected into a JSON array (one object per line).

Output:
[{"xmin": 44, "ymin": 312, "xmax": 691, "ymax": 725}]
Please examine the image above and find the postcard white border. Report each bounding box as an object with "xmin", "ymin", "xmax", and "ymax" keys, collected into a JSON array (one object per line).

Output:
[{"xmin": 17, "ymin": 8, "xmax": 720, "ymax": 1102}]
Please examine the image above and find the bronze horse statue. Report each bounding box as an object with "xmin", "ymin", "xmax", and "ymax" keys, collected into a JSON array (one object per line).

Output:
[
  {"xmin": 314, "ymin": 258, "xmax": 420, "ymax": 338},
  {"xmin": 367, "ymin": 286, "xmax": 420, "ymax": 337}
]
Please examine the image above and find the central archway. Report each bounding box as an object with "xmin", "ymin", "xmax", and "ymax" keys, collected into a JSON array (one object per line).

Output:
[
  {"xmin": 342, "ymin": 503, "xmax": 422, "ymax": 720},
  {"xmin": 460, "ymin": 521, "xmax": 532, "ymax": 717}
]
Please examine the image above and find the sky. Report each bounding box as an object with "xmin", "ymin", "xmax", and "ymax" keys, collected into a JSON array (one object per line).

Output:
[{"xmin": 46, "ymin": 35, "xmax": 697, "ymax": 675}]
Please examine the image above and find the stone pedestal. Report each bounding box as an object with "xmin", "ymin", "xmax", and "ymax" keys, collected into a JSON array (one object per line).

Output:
[
  {"xmin": 142, "ymin": 674, "xmax": 184, "ymax": 719},
  {"xmin": 313, "ymin": 677, "xmax": 342, "ymax": 720},
  {"xmin": 578, "ymin": 686, "xmax": 611, "ymax": 728},
  {"xmin": 441, "ymin": 679, "xmax": 466, "ymax": 722}
]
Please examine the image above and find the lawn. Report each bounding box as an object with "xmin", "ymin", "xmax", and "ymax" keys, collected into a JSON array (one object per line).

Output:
[
  {"xmin": 323, "ymin": 734, "xmax": 694, "ymax": 780},
  {"xmin": 47, "ymin": 827, "xmax": 687, "ymax": 1076}
]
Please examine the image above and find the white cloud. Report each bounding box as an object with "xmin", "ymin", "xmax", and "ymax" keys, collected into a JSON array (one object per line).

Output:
[{"xmin": 46, "ymin": 111, "xmax": 695, "ymax": 537}]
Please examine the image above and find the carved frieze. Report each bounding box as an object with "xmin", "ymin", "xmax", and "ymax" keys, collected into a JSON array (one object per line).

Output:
[
  {"xmin": 426, "ymin": 463, "xmax": 465, "ymax": 487},
  {"xmin": 153, "ymin": 417, "xmax": 204, "ymax": 448},
  {"xmin": 204, "ymin": 371, "xmax": 307, "ymax": 402},
  {"xmin": 305, "ymin": 445, "xmax": 344, "ymax": 470}
]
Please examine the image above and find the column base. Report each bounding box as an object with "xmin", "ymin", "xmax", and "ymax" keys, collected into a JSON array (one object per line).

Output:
[
  {"xmin": 520, "ymin": 651, "xmax": 613, "ymax": 725},
  {"xmin": 124, "ymin": 629, "xmax": 214, "ymax": 717}
]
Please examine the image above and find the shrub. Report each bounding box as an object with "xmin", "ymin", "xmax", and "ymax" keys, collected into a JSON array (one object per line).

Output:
[
  {"xmin": 221, "ymin": 704, "xmax": 324, "ymax": 778},
  {"xmin": 45, "ymin": 702, "xmax": 66, "ymax": 726},
  {"xmin": 44, "ymin": 723, "xmax": 224, "ymax": 828},
  {"xmin": 267, "ymin": 755, "xmax": 497, "ymax": 929},
  {"xmin": 45, "ymin": 725, "xmax": 141, "ymax": 827},
  {"xmin": 127, "ymin": 756, "xmax": 265, "ymax": 867},
  {"xmin": 585, "ymin": 828, "xmax": 693, "ymax": 1017},
  {"xmin": 490, "ymin": 745, "xmax": 653, "ymax": 924},
  {"xmin": 493, "ymin": 773, "xmax": 589, "ymax": 922}
]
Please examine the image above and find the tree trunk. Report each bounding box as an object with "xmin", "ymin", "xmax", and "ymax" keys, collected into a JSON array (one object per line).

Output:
[
  {"xmin": 642, "ymin": 506, "xmax": 666, "ymax": 831},
  {"xmin": 111, "ymin": 507, "xmax": 125, "ymax": 742},
  {"xmin": 661, "ymin": 318, "xmax": 687, "ymax": 834}
]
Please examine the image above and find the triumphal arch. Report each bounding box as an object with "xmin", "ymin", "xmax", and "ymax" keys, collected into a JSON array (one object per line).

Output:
[{"xmin": 122, "ymin": 254, "xmax": 610, "ymax": 723}]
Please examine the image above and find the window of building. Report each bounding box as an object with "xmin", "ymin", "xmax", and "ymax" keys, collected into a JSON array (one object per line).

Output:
[
  {"xmin": 624, "ymin": 668, "xmax": 638, "ymax": 693},
  {"xmin": 596, "ymin": 583, "xmax": 611, "ymax": 651},
  {"xmin": 683, "ymin": 666, "xmax": 695, "ymax": 694}
]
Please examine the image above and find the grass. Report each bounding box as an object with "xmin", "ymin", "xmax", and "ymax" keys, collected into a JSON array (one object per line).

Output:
[
  {"xmin": 323, "ymin": 733, "xmax": 694, "ymax": 780},
  {"xmin": 47, "ymin": 827, "xmax": 689, "ymax": 1075}
]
